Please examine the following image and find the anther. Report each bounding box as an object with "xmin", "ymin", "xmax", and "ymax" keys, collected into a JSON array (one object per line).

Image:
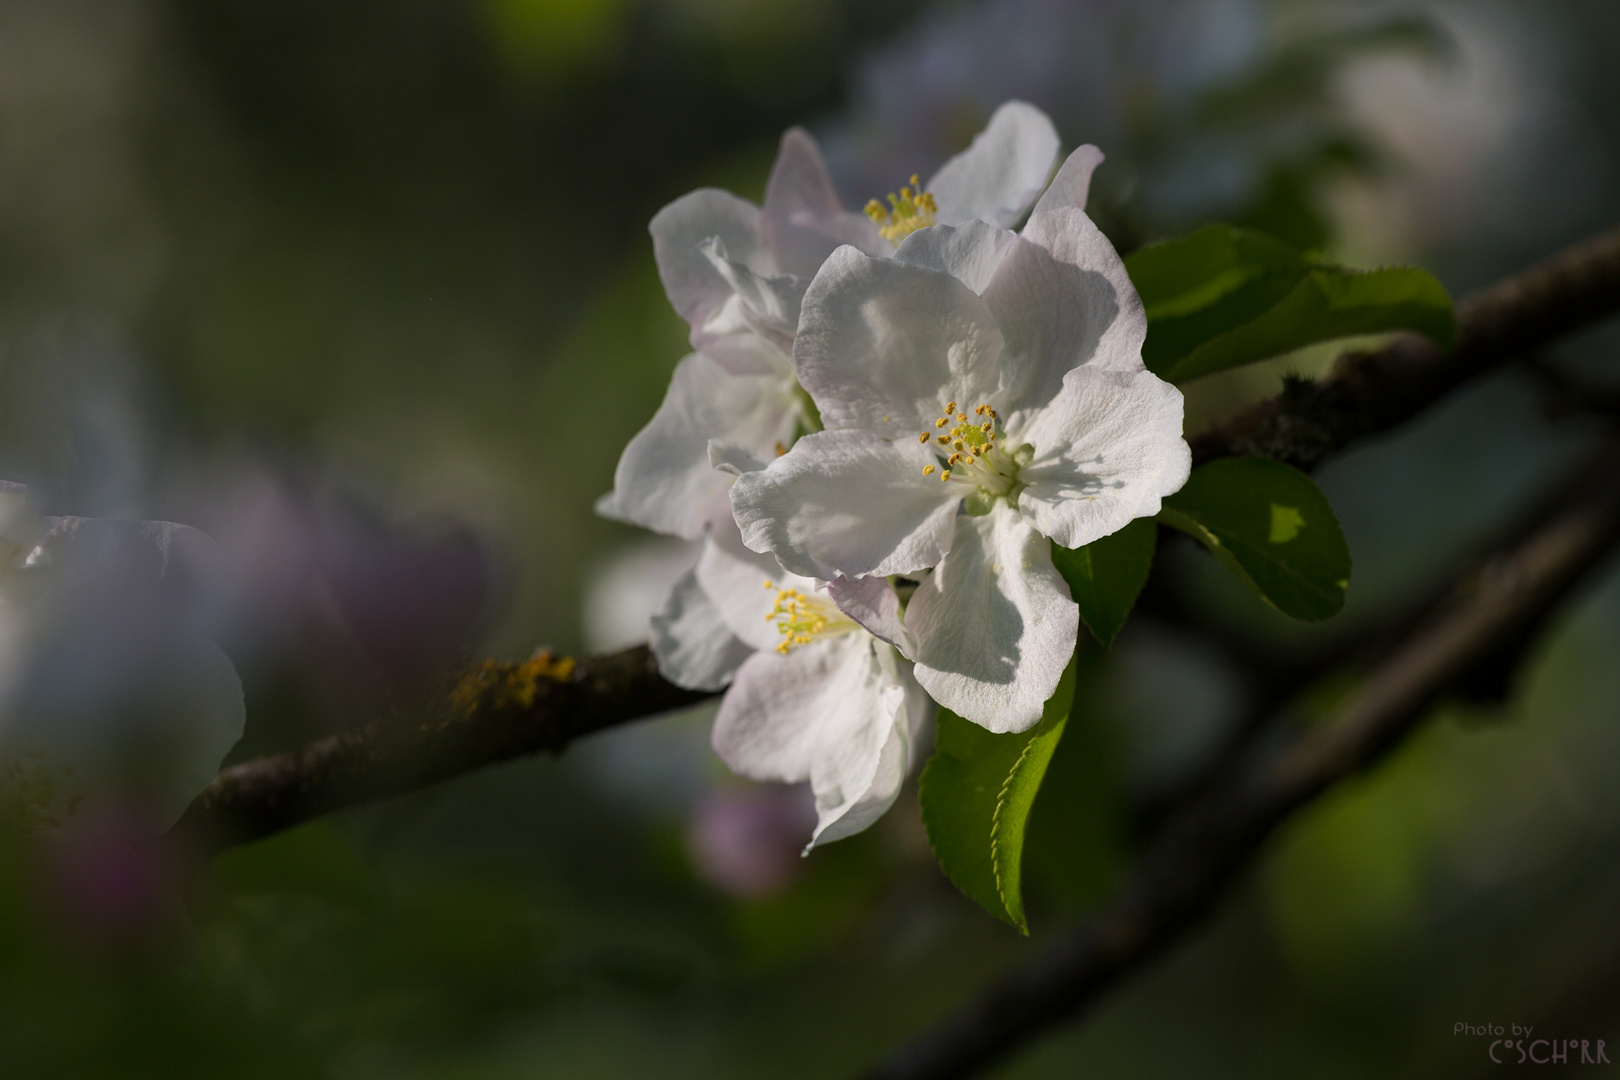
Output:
[
  {"xmin": 923, "ymin": 464, "xmax": 936, "ymax": 476},
  {"xmin": 937, "ymin": 435, "xmax": 950, "ymax": 444},
  {"xmin": 953, "ymin": 440, "xmax": 964, "ymax": 451},
  {"xmin": 918, "ymin": 432, "xmax": 930, "ymax": 443},
  {"xmin": 935, "ymin": 417, "xmax": 948, "ymax": 428},
  {"xmin": 941, "ymin": 469, "xmax": 952, "ymax": 481},
  {"xmin": 945, "ymin": 401, "xmax": 957, "ymax": 414},
  {"xmin": 980, "ymin": 421, "xmax": 993, "ymax": 432}
]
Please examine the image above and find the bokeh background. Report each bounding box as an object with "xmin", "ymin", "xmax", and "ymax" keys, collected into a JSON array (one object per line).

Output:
[{"xmin": 2, "ymin": 0, "xmax": 1619, "ymax": 1075}]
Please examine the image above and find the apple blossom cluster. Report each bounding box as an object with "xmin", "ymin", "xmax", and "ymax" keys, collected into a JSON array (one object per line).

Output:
[{"xmin": 598, "ymin": 102, "xmax": 1190, "ymax": 849}]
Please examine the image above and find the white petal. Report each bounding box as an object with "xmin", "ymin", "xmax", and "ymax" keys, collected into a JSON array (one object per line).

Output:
[
  {"xmin": 827, "ymin": 574, "xmax": 914, "ymax": 657},
  {"xmin": 650, "ymin": 567, "xmax": 755, "ymax": 691},
  {"xmin": 650, "ymin": 187, "xmax": 769, "ymax": 320},
  {"xmin": 1016, "ymin": 366, "xmax": 1190, "ymax": 549},
  {"xmin": 984, "ymin": 214, "xmax": 1148, "ymax": 428},
  {"xmin": 695, "ymin": 519, "xmax": 821, "ymax": 653},
  {"xmin": 583, "ymin": 535, "xmax": 704, "ymax": 653},
  {"xmin": 906, "ymin": 503, "xmax": 1077, "ymax": 733},
  {"xmin": 597, "ymin": 354, "xmax": 799, "ymax": 540},
  {"xmin": 708, "ymin": 440, "xmax": 767, "ymax": 477},
  {"xmin": 711, "ymin": 635, "xmax": 910, "ymax": 845},
  {"xmin": 699, "ymin": 237, "xmax": 806, "ymax": 357},
  {"xmin": 761, "ymin": 127, "xmax": 888, "ymax": 276},
  {"xmin": 729, "ymin": 429, "xmax": 961, "ymax": 580},
  {"xmin": 794, "ymin": 246, "xmax": 1004, "ymax": 434},
  {"xmin": 891, "ymin": 220, "xmax": 1019, "ymax": 295},
  {"xmin": 1028, "ymin": 144, "xmax": 1104, "ymax": 220},
  {"xmin": 925, "ymin": 101, "xmax": 1060, "ymax": 229}
]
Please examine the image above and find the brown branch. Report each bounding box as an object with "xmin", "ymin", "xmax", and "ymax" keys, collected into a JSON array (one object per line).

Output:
[
  {"xmin": 858, "ymin": 439, "xmax": 1620, "ymax": 1080},
  {"xmin": 1191, "ymin": 225, "xmax": 1620, "ymax": 471},
  {"xmin": 168, "ymin": 225, "xmax": 1620, "ymax": 861},
  {"xmin": 167, "ymin": 646, "xmax": 715, "ymax": 858}
]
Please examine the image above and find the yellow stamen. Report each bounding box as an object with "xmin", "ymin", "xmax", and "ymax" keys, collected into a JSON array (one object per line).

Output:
[
  {"xmin": 923, "ymin": 464, "xmax": 936, "ymax": 475},
  {"xmin": 918, "ymin": 432, "xmax": 930, "ymax": 443},
  {"xmin": 935, "ymin": 417, "xmax": 948, "ymax": 428},
  {"xmin": 864, "ymin": 173, "xmax": 939, "ymax": 244}
]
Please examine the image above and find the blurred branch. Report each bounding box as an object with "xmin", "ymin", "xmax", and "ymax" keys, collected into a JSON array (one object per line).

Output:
[
  {"xmin": 1191, "ymin": 225, "xmax": 1620, "ymax": 471},
  {"xmin": 168, "ymin": 646, "xmax": 714, "ymax": 859},
  {"xmin": 858, "ymin": 438, "xmax": 1620, "ymax": 1080}
]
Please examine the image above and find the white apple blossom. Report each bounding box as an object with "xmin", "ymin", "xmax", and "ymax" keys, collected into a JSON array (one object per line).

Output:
[
  {"xmin": 0, "ymin": 483, "xmax": 244, "ymax": 831},
  {"xmin": 728, "ymin": 169, "xmax": 1190, "ymax": 733},
  {"xmin": 650, "ymin": 514, "xmax": 931, "ymax": 848},
  {"xmin": 596, "ymin": 101, "xmax": 1063, "ymax": 540}
]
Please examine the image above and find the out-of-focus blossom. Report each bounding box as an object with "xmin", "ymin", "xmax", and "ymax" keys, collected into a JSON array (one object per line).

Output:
[
  {"xmin": 0, "ymin": 483, "xmax": 243, "ymax": 832},
  {"xmin": 206, "ymin": 474, "xmax": 496, "ymax": 683},
  {"xmin": 823, "ymin": 0, "xmax": 1265, "ymax": 232},
  {"xmin": 583, "ymin": 534, "xmax": 704, "ymax": 654},
  {"xmin": 688, "ymin": 783, "xmax": 817, "ymax": 899},
  {"xmin": 731, "ymin": 161, "xmax": 1187, "ymax": 730}
]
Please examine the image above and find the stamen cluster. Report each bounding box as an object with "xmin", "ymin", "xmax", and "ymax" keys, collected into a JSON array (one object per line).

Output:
[
  {"xmin": 864, "ymin": 175, "xmax": 938, "ymax": 244},
  {"xmin": 919, "ymin": 401, "xmax": 1004, "ymax": 485},
  {"xmin": 763, "ymin": 580, "xmax": 851, "ymax": 654}
]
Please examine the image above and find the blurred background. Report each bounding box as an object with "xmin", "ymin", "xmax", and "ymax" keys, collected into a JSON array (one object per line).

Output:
[{"xmin": 1, "ymin": 0, "xmax": 1619, "ymax": 1075}]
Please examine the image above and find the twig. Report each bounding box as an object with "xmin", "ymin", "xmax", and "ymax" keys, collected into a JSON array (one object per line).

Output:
[
  {"xmin": 857, "ymin": 440, "xmax": 1620, "ymax": 1080},
  {"xmin": 168, "ymin": 646, "xmax": 714, "ymax": 858},
  {"xmin": 1191, "ymin": 225, "xmax": 1620, "ymax": 471}
]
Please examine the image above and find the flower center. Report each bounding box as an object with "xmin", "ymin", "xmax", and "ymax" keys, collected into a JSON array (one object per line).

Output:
[
  {"xmin": 762, "ymin": 581, "xmax": 857, "ymax": 654},
  {"xmin": 917, "ymin": 401, "xmax": 1029, "ymax": 505},
  {"xmin": 864, "ymin": 175, "xmax": 937, "ymax": 245}
]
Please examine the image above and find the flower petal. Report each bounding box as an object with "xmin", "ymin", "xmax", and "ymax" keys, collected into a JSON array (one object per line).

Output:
[
  {"xmin": 925, "ymin": 101, "xmax": 1060, "ymax": 229},
  {"xmin": 826, "ymin": 574, "xmax": 914, "ymax": 657},
  {"xmin": 729, "ymin": 429, "xmax": 961, "ymax": 580},
  {"xmin": 695, "ymin": 518, "xmax": 820, "ymax": 653},
  {"xmin": 984, "ymin": 211, "xmax": 1147, "ymax": 429},
  {"xmin": 711, "ymin": 635, "xmax": 912, "ymax": 845},
  {"xmin": 1028, "ymin": 144, "xmax": 1104, "ymax": 220},
  {"xmin": 906, "ymin": 503, "xmax": 1077, "ymax": 733},
  {"xmin": 596, "ymin": 354, "xmax": 798, "ymax": 539},
  {"xmin": 761, "ymin": 127, "xmax": 888, "ymax": 277},
  {"xmin": 650, "ymin": 189, "xmax": 768, "ymax": 317},
  {"xmin": 794, "ymin": 246, "xmax": 1005, "ymax": 434},
  {"xmin": 650, "ymin": 567, "xmax": 755, "ymax": 691},
  {"xmin": 1016, "ymin": 366, "xmax": 1190, "ymax": 549},
  {"xmin": 699, "ymin": 237, "xmax": 806, "ymax": 357},
  {"xmin": 891, "ymin": 220, "xmax": 1019, "ymax": 295}
]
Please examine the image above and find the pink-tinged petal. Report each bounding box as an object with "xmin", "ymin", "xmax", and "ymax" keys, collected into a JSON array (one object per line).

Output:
[
  {"xmin": 650, "ymin": 568, "xmax": 754, "ymax": 691},
  {"xmin": 827, "ymin": 574, "xmax": 914, "ymax": 658},
  {"xmin": 1028, "ymin": 144, "xmax": 1104, "ymax": 219},
  {"xmin": 761, "ymin": 127, "xmax": 887, "ymax": 276},
  {"xmin": 596, "ymin": 354, "xmax": 798, "ymax": 539},
  {"xmin": 794, "ymin": 246, "xmax": 1004, "ymax": 434},
  {"xmin": 1016, "ymin": 366, "xmax": 1189, "ymax": 549},
  {"xmin": 906, "ymin": 504, "xmax": 1077, "ymax": 733},
  {"xmin": 891, "ymin": 220, "xmax": 1019, "ymax": 295},
  {"xmin": 925, "ymin": 101, "xmax": 1060, "ymax": 229},
  {"xmin": 729, "ymin": 429, "xmax": 961, "ymax": 580}
]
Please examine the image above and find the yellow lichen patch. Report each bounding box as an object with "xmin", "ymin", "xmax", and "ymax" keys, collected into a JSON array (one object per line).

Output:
[
  {"xmin": 450, "ymin": 649, "xmax": 577, "ymax": 715},
  {"xmin": 864, "ymin": 174, "xmax": 938, "ymax": 244}
]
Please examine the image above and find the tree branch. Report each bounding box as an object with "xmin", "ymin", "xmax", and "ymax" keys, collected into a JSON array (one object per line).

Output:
[
  {"xmin": 857, "ymin": 439, "xmax": 1620, "ymax": 1080},
  {"xmin": 168, "ymin": 224, "xmax": 1620, "ymax": 860},
  {"xmin": 168, "ymin": 646, "xmax": 715, "ymax": 858},
  {"xmin": 1191, "ymin": 225, "xmax": 1620, "ymax": 471}
]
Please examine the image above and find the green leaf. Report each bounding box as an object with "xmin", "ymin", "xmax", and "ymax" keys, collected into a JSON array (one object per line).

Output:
[
  {"xmin": 1125, "ymin": 224, "xmax": 1455, "ymax": 383},
  {"xmin": 1158, "ymin": 457, "xmax": 1351, "ymax": 621},
  {"xmin": 1050, "ymin": 518, "xmax": 1156, "ymax": 647},
  {"xmin": 918, "ymin": 655, "xmax": 1078, "ymax": 932}
]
